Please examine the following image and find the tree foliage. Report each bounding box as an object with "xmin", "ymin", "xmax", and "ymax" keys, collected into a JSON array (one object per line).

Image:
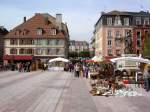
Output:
[
  {"xmin": 79, "ymin": 51, "xmax": 90, "ymax": 57},
  {"xmin": 68, "ymin": 52, "xmax": 78, "ymax": 58}
]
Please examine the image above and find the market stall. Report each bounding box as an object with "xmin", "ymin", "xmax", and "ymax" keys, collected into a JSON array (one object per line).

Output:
[
  {"xmin": 89, "ymin": 56, "xmax": 150, "ymax": 97},
  {"xmin": 48, "ymin": 57, "xmax": 70, "ymax": 71}
]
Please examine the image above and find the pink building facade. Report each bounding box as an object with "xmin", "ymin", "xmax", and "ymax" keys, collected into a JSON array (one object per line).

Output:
[{"xmin": 93, "ymin": 10, "xmax": 150, "ymax": 59}]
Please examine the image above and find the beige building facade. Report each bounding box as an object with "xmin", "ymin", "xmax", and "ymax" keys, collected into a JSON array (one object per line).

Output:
[{"xmin": 3, "ymin": 13, "xmax": 69, "ymax": 69}]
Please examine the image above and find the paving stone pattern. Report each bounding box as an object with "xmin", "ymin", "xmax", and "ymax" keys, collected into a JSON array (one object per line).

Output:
[{"xmin": 0, "ymin": 71, "xmax": 150, "ymax": 112}]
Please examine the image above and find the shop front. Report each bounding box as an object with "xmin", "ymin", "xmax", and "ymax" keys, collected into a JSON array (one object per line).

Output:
[{"xmin": 3, "ymin": 55, "xmax": 33, "ymax": 71}]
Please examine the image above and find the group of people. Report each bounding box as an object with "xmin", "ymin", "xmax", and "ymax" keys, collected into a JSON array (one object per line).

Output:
[
  {"xmin": 17, "ymin": 62, "xmax": 31, "ymax": 72},
  {"xmin": 0, "ymin": 64, "xmax": 11, "ymax": 71},
  {"xmin": 72, "ymin": 63, "xmax": 89, "ymax": 78}
]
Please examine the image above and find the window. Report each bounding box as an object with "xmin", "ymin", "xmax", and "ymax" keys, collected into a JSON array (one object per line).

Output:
[
  {"xmin": 144, "ymin": 18, "xmax": 149, "ymax": 25},
  {"xmin": 19, "ymin": 39, "xmax": 24, "ymax": 45},
  {"xmin": 55, "ymin": 40, "xmax": 59, "ymax": 45},
  {"xmin": 10, "ymin": 48, "xmax": 17, "ymax": 54},
  {"xmin": 107, "ymin": 30, "xmax": 112, "ymax": 37},
  {"xmin": 27, "ymin": 49, "xmax": 33, "ymax": 54},
  {"xmin": 56, "ymin": 49, "xmax": 60, "ymax": 55},
  {"xmin": 137, "ymin": 32, "xmax": 141, "ymax": 47},
  {"xmin": 51, "ymin": 48, "xmax": 56, "ymax": 55},
  {"xmin": 19, "ymin": 49, "xmax": 25, "ymax": 54},
  {"xmin": 137, "ymin": 32, "xmax": 141, "ymax": 39},
  {"xmin": 47, "ymin": 40, "xmax": 50, "ymax": 45},
  {"xmin": 37, "ymin": 29, "xmax": 43, "ymax": 35},
  {"xmin": 107, "ymin": 18, "xmax": 112, "ymax": 26},
  {"xmin": 10, "ymin": 39, "xmax": 18, "ymax": 45},
  {"xmin": 59, "ymin": 40, "xmax": 64, "ymax": 45},
  {"xmin": 108, "ymin": 40, "xmax": 112, "ymax": 46},
  {"xmin": 47, "ymin": 49, "xmax": 52, "ymax": 55},
  {"xmin": 116, "ymin": 31, "xmax": 120, "ymax": 37},
  {"xmin": 125, "ymin": 30, "xmax": 129, "ymax": 37},
  {"xmin": 136, "ymin": 17, "xmax": 141, "ymax": 25},
  {"xmin": 36, "ymin": 49, "xmax": 42, "ymax": 55},
  {"xmin": 115, "ymin": 16, "xmax": 122, "ymax": 26},
  {"xmin": 56, "ymin": 49, "xmax": 64, "ymax": 55},
  {"xmin": 51, "ymin": 29, "xmax": 56, "ymax": 35},
  {"xmin": 35, "ymin": 39, "xmax": 42, "ymax": 45},
  {"xmin": 46, "ymin": 39, "xmax": 54, "ymax": 45},
  {"xmin": 108, "ymin": 49, "xmax": 112, "ymax": 56},
  {"xmin": 124, "ymin": 18, "xmax": 129, "ymax": 26}
]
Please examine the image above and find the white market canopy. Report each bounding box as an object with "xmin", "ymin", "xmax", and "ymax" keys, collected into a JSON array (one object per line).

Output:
[
  {"xmin": 110, "ymin": 56, "xmax": 150, "ymax": 64},
  {"xmin": 92, "ymin": 56, "xmax": 103, "ymax": 62},
  {"xmin": 49, "ymin": 57, "xmax": 70, "ymax": 63}
]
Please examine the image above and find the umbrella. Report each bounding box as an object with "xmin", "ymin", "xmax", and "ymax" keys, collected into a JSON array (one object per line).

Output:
[
  {"xmin": 110, "ymin": 56, "xmax": 150, "ymax": 64},
  {"xmin": 49, "ymin": 57, "xmax": 70, "ymax": 63}
]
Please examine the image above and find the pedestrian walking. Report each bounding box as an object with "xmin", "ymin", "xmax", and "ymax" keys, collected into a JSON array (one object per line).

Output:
[
  {"xmin": 74, "ymin": 63, "xmax": 80, "ymax": 77},
  {"xmin": 44, "ymin": 63, "xmax": 47, "ymax": 71},
  {"xmin": 143, "ymin": 65, "xmax": 150, "ymax": 92}
]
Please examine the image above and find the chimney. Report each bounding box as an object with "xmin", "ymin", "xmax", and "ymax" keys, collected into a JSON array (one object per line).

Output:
[
  {"xmin": 0, "ymin": 26, "xmax": 4, "ymax": 29},
  {"xmin": 101, "ymin": 11, "xmax": 105, "ymax": 15},
  {"xmin": 56, "ymin": 14, "xmax": 62, "ymax": 30},
  {"xmin": 23, "ymin": 17, "xmax": 26, "ymax": 23}
]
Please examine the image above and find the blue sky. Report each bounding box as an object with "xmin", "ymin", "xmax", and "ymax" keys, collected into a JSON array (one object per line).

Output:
[{"xmin": 0, "ymin": 0, "xmax": 150, "ymax": 41}]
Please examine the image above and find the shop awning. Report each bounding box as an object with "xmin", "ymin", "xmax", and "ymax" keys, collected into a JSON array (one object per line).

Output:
[
  {"xmin": 110, "ymin": 56, "xmax": 150, "ymax": 64},
  {"xmin": 3, "ymin": 55, "xmax": 33, "ymax": 60}
]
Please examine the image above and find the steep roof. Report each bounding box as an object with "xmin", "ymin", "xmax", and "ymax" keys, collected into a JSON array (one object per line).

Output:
[
  {"xmin": 102, "ymin": 10, "xmax": 150, "ymax": 16},
  {"xmin": 5, "ymin": 13, "xmax": 69, "ymax": 39},
  {"xmin": 95, "ymin": 10, "xmax": 150, "ymax": 27}
]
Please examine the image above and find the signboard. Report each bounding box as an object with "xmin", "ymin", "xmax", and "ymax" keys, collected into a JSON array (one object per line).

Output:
[{"xmin": 117, "ymin": 54, "xmax": 139, "ymax": 70}]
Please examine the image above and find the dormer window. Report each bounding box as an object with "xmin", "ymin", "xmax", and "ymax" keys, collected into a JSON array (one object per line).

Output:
[
  {"xmin": 107, "ymin": 18, "xmax": 112, "ymax": 26},
  {"xmin": 15, "ymin": 29, "xmax": 21, "ymax": 35},
  {"xmin": 144, "ymin": 17, "xmax": 149, "ymax": 25},
  {"xmin": 136, "ymin": 17, "xmax": 141, "ymax": 25},
  {"xmin": 115, "ymin": 16, "xmax": 122, "ymax": 26},
  {"xmin": 37, "ymin": 28, "xmax": 43, "ymax": 35},
  {"xmin": 23, "ymin": 29, "xmax": 29, "ymax": 35},
  {"xmin": 124, "ymin": 18, "xmax": 129, "ymax": 26}
]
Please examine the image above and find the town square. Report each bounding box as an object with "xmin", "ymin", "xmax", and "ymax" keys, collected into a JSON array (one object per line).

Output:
[{"xmin": 0, "ymin": 0, "xmax": 150, "ymax": 112}]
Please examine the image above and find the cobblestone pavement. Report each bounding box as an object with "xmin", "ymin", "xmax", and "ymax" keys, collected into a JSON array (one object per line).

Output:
[
  {"xmin": 0, "ymin": 71, "xmax": 98, "ymax": 112},
  {"xmin": 0, "ymin": 71, "xmax": 150, "ymax": 112},
  {"xmin": 0, "ymin": 71, "xmax": 72, "ymax": 112}
]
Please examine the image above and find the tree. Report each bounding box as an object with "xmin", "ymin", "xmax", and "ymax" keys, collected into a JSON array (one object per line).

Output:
[
  {"xmin": 79, "ymin": 51, "xmax": 90, "ymax": 57},
  {"xmin": 68, "ymin": 52, "xmax": 78, "ymax": 58},
  {"xmin": 143, "ymin": 33, "xmax": 150, "ymax": 56}
]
